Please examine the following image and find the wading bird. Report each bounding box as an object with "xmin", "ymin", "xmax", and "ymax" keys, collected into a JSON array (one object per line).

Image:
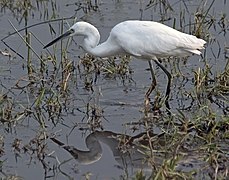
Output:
[{"xmin": 44, "ymin": 20, "xmax": 206, "ymax": 110}]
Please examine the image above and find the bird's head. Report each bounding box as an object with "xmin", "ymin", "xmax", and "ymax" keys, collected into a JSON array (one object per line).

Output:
[{"xmin": 43, "ymin": 21, "xmax": 98, "ymax": 49}]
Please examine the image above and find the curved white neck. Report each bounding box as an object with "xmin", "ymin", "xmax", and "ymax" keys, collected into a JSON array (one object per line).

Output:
[{"xmin": 81, "ymin": 25, "xmax": 123, "ymax": 58}]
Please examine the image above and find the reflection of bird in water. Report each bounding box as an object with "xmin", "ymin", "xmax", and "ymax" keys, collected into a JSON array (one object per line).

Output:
[
  {"xmin": 44, "ymin": 20, "xmax": 206, "ymax": 109},
  {"xmin": 51, "ymin": 132, "xmax": 103, "ymax": 165},
  {"xmin": 51, "ymin": 130, "xmax": 215, "ymax": 178},
  {"xmin": 51, "ymin": 131, "xmax": 160, "ymax": 168}
]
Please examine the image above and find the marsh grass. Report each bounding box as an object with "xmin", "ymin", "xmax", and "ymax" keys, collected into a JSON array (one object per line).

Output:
[
  {"xmin": 0, "ymin": 0, "xmax": 58, "ymax": 21},
  {"xmin": 0, "ymin": 0, "xmax": 228, "ymax": 179},
  {"xmin": 126, "ymin": 106, "xmax": 228, "ymax": 179},
  {"xmin": 66, "ymin": 0, "xmax": 99, "ymax": 14}
]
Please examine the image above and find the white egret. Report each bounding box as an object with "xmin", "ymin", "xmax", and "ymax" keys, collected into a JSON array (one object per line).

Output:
[{"xmin": 44, "ymin": 20, "xmax": 206, "ymax": 109}]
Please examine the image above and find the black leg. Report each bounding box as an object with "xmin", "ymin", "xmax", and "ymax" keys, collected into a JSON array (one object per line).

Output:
[
  {"xmin": 145, "ymin": 60, "xmax": 157, "ymax": 107},
  {"xmin": 154, "ymin": 59, "xmax": 171, "ymax": 109}
]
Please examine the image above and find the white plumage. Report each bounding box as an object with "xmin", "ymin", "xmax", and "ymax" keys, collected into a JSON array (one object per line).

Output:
[
  {"xmin": 102, "ymin": 21, "xmax": 205, "ymax": 58},
  {"xmin": 44, "ymin": 20, "xmax": 206, "ymax": 109}
]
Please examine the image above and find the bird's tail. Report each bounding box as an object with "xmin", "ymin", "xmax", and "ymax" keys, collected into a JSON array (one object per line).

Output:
[{"xmin": 186, "ymin": 38, "xmax": 206, "ymax": 55}]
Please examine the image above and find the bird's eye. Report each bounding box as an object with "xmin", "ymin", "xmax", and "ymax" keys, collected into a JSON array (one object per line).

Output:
[{"xmin": 70, "ymin": 29, "xmax": 75, "ymax": 34}]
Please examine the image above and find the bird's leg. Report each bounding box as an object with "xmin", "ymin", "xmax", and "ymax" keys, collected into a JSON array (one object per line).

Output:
[
  {"xmin": 154, "ymin": 59, "xmax": 171, "ymax": 109},
  {"xmin": 145, "ymin": 60, "xmax": 157, "ymax": 109}
]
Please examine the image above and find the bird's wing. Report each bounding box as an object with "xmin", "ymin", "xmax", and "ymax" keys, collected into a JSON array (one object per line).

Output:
[{"xmin": 111, "ymin": 21, "xmax": 205, "ymax": 58}]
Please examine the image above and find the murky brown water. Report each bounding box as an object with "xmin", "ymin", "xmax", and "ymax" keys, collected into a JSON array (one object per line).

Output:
[{"xmin": 0, "ymin": 0, "xmax": 228, "ymax": 179}]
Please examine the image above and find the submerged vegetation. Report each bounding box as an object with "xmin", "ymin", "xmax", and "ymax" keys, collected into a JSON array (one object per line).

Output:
[{"xmin": 0, "ymin": 0, "xmax": 228, "ymax": 179}]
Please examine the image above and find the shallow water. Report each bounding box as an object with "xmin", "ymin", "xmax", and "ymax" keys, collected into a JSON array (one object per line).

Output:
[{"xmin": 0, "ymin": 0, "xmax": 228, "ymax": 179}]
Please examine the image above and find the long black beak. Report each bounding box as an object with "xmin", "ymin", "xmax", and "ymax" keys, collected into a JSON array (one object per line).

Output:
[{"xmin": 43, "ymin": 29, "xmax": 74, "ymax": 49}]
